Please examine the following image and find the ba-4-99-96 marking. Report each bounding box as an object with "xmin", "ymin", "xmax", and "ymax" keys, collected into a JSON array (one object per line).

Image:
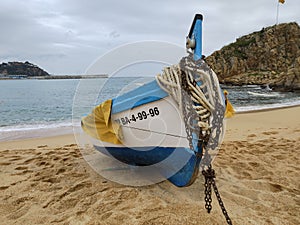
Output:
[{"xmin": 115, "ymin": 107, "xmax": 160, "ymax": 126}]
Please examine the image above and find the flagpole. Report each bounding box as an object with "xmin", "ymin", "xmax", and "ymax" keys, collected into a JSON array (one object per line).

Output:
[{"xmin": 276, "ymin": 1, "xmax": 279, "ymax": 25}]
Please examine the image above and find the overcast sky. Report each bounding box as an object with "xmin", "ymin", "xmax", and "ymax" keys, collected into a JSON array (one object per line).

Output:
[{"xmin": 1, "ymin": 0, "xmax": 299, "ymax": 75}]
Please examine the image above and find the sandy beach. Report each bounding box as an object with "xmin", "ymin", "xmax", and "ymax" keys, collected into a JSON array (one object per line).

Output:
[{"xmin": 0, "ymin": 107, "xmax": 299, "ymax": 225}]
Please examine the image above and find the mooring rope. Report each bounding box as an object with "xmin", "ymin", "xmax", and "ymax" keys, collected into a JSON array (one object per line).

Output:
[{"xmin": 155, "ymin": 64, "xmax": 212, "ymax": 132}]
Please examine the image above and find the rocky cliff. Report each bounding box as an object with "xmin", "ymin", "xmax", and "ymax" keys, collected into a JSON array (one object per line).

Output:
[
  {"xmin": 0, "ymin": 61, "xmax": 49, "ymax": 77},
  {"xmin": 206, "ymin": 22, "xmax": 300, "ymax": 91}
]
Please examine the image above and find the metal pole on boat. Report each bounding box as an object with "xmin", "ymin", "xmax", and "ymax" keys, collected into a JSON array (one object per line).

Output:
[
  {"xmin": 193, "ymin": 16, "xmax": 203, "ymax": 60},
  {"xmin": 186, "ymin": 14, "xmax": 203, "ymax": 60}
]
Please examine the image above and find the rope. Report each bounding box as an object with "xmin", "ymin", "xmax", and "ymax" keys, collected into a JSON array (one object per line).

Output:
[
  {"xmin": 155, "ymin": 64, "xmax": 212, "ymax": 132},
  {"xmin": 155, "ymin": 57, "xmax": 232, "ymax": 224}
]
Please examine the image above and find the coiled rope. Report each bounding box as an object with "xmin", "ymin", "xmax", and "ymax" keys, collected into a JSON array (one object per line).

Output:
[{"xmin": 155, "ymin": 64, "xmax": 212, "ymax": 132}]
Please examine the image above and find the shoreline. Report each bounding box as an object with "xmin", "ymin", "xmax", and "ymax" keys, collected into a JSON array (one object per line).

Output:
[
  {"xmin": 0, "ymin": 74, "xmax": 108, "ymax": 80},
  {"xmin": 1, "ymin": 104, "xmax": 300, "ymax": 143},
  {"xmin": 236, "ymin": 102, "xmax": 300, "ymax": 114},
  {"xmin": 0, "ymin": 123, "xmax": 76, "ymax": 142},
  {"xmin": 1, "ymin": 105, "xmax": 299, "ymax": 149}
]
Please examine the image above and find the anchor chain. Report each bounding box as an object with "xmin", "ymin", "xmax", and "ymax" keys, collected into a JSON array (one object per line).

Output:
[
  {"xmin": 179, "ymin": 54, "xmax": 226, "ymax": 160},
  {"xmin": 156, "ymin": 54, "xmax": 232, "ymax": 224},
  {"xmin": 202, "ymin": 165, "xmax": 232, "ymax": 225},
  {"xmin": 179, "ymin": 56, "xmax": 232, "ymax": 224}
]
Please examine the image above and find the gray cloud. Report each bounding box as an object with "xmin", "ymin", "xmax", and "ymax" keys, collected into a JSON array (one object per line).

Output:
[{"xmin": 0, "ymin": 0, "xmax": 299, "ymax": 74}]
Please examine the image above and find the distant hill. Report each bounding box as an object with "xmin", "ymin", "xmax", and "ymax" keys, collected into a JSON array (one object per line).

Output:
[
  {"xmin": 206, "ymin": 22, "xmax": 300, "ymax": 91},
  {"xmin": 0, "ymin": 61, "xmax": 49, "ymax": 77}
]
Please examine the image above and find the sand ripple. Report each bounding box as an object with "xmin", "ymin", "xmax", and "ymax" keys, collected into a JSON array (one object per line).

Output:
[{"xmin": 0, "ymin": 131, "xmax": 299, "ymax": 224}]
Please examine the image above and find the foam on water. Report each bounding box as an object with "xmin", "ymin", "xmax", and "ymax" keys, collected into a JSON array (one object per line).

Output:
[
  {"xmin": 0, "ymin": 120, "xmax": 82, "ymax": 141},
  {"xmin": 235, "ymin": 99, "xmax": 300, "ymax": 112}
]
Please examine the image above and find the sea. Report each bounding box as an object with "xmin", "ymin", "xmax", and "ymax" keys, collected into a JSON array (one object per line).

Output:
[{"xmin": 1, "ymin": 77, "xmax": 300, "ymax": 141}]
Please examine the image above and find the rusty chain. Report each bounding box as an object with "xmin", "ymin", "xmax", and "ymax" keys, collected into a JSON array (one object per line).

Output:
[
  {"xmin": 179, "ymin": 55, "xmax": 232, "ymax": 224},
  {"xmin": 202, "ymin": 165, "xmax": 232, "ymax": 225}
]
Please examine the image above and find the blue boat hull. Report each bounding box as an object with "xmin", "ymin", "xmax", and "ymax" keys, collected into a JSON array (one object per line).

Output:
[{"xmin": 94, "ymin": 145, "xmax": 200, "ymax": 187}]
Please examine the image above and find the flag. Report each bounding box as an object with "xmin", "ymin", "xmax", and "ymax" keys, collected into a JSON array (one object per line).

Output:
[
  {"xmin": 279, "ymin": 0, "xmax": 285, "ymax": 4},
  {"xmin": 223, "ymin": 90, "xmax": 235, "ymax": 118}
]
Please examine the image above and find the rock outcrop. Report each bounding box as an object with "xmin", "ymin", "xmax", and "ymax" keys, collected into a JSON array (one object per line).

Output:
[
  {"xmin": 0, "ymin": 61, "xmax": 49, "ymax": 77},
  {"xmin": 206, "ymin": 22, "xmax": 300, "ymax": 91}
]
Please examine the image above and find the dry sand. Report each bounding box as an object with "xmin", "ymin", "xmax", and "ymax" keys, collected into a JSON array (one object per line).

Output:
[{"xmin": 0, "ymin": 107, "xmax": 299, "ymax": 225}]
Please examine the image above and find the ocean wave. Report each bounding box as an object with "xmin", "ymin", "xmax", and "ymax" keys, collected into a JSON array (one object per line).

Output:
[
  {"xmin": 235, "ymin": 99, "xmax": 300, "ymax": 112},
  {"xmin": 247, "ymin": 91, "xmax": 280, "ymax": 97},
  {"xmin": 0, "ymin": 120, "xmax": 81, "ymax": 141},
  {"xmin": 0, "ymin": 121, "xmax": 76, "ymax": 132}
]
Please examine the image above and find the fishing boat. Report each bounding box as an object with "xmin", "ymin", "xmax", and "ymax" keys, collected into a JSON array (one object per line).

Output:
[{"xmin": 81, "ymin": 14, "xmax": 226, "ymax": 187}]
